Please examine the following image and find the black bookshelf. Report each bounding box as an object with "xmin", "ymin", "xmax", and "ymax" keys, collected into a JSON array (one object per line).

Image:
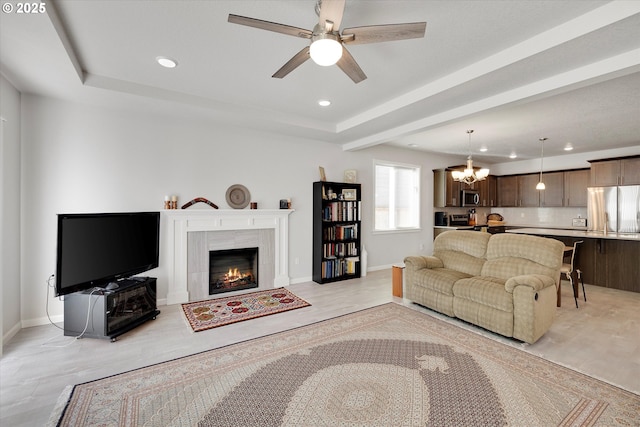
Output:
[{"xmin": 313, "ymin": 181, "xmax": 361, "ymax": 284}]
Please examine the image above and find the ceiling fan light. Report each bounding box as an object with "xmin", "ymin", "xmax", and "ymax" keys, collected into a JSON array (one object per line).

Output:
[{"xmin": 310, "ymin": 36, "xmax": 342, "ymax": 66}]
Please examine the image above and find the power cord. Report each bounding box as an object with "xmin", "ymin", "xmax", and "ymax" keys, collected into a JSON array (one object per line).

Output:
[
  {"xmin": 45, "ymin": 274, "xmax": 65, "ymax": 331},
  {"xmin": 75, "ymin": 288, "xmax": 100, "ymax": 339}
]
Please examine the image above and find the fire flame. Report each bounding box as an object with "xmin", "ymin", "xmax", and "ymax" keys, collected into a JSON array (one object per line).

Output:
[{"xmin": 227, "ymin": 267, "xmax": 241, "ymax": 280}]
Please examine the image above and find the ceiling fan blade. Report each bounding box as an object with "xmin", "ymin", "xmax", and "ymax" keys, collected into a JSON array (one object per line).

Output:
[
  {"xmin": 318, "ymin": 0, "xmax": 346, "ymax": 31},
  {"xmin": 228, "ymin": 14, "xmax": 312, "ymax": 39},
  {"xmin": 272, "ymin": 46, "xmax": 311, "ymax": 79},
  {"xmin": 336, "ymin": 47, "xmax": 367, "ymax": 84},
  {"xmin": 342, "ymin": 22, "xmax": 426, "ymax": 45}
]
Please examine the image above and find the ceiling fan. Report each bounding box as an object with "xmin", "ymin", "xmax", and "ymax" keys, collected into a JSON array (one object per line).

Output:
[{"xmin": 228, "ymin": 0, "xmax": 426, "ymax": 83}]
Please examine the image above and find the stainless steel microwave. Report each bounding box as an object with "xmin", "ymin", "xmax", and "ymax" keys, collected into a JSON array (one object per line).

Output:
[{"xmin": 461, "ymin": 190, "xmax": 480, "ymax": 206}]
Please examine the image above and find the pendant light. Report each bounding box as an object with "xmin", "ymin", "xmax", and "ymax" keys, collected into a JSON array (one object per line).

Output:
[
  {"xmin": 536, "ymin": 137, "xmax": 547, "ymax": 190},
  {"xmin": 451, "ymin": 130, "xmax": 490, "ymax": 185}
]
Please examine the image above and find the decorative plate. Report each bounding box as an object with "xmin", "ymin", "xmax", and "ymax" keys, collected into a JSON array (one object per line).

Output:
[{"xmin": 226, "ymin": 184, "xmax": 251, "ymax": 209}]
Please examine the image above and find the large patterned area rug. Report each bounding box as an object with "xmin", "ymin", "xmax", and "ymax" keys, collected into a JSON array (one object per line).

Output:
[
  {"xmin": 53, "ymin": 303, "xmax": 639, "ymax": 426},
  {"xmin": 181, "ymin": 287, "xmax": 310, "ymax": 332}
]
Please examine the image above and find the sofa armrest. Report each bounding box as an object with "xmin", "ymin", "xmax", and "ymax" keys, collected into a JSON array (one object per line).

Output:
[
  {"xmin": 505, "ymin": 274, "xmax": 556, "ymax": 293},
  {"xmin": 404, "ymin": 255, "xmax": 444, "ymax": 271}
]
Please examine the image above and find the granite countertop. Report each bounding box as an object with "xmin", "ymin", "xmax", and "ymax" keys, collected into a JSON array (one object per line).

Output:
[{"xmin": 506, "ymin": 227, "xmax": 640, "ymax": 241}]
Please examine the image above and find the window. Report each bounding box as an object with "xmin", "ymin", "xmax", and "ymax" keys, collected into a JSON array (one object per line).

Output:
[{"xmin": 374, "ymin": 160, "xmax": 420, "ymax": 231}]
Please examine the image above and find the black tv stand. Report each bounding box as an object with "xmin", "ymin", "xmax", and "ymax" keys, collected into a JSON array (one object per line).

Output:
[{"xmin": 64, "ymin": 277, "xmax": 160, "ymax": 341}]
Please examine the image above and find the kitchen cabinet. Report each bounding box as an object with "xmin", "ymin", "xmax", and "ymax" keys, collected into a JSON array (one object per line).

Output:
[
  {"xmin": 497, "ymin": 176, "xmax": 518, "ymax": 207},
  {"xmin": 588, "ymin": 239, "xmax": 640, "ymax": 293},
  {"xmin": 433, "ymin": 169, "xmax": 461, "ymax": 207},
  {"xmin": 497, "ymin": 174, "xmax": 541, "ymax": 207},
  {"xmin": 601, "ymin": 240, "xmax": 640, "ymax": 293},
  {"xmin": 590, "ymin": 157, "xmax": 640, "ymax": 186},
  {"xmin": 539, "ymin": 172, "xmax": 564, "ymax": 207},
  {"xmin": 514, "ymin": 233, "xmax": 640, "ymax": 294},
  {"xmin": 517, "ymin": 174, "xmax": 540, "ymax": 207},
  {"xmin": 564, "ymin": 169, "xmax": 589, "ymax": 207},
  {"xmin": 497, "ymin": 170, "xmax": 588, "ymax": 207},
  {"xmin": 478, "ymin": 175, "xmax": 497, "ymax": 207}
]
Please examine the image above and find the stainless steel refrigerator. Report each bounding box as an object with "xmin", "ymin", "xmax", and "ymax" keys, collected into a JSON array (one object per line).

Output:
[{"xmin": 588, "ymin": 185, "xmax": 640, "ymax": 233}]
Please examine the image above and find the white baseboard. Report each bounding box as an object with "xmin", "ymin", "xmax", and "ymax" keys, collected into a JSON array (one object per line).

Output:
[
  {"xmin": 290, "ymin": 276, "xmax": 312, "ymax": 285},
  {"xmin": 21, "ymin": 315, "xmax": 63, "ymax": 328},
  {"xmin": 3, "ymin": 320, "xmax": 23, "ymax": 344}
]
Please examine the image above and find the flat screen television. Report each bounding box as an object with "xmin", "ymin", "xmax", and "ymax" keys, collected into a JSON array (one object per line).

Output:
[{"xmin": 55, "ymin": 212, "xmax": 160, "ymax": 296}]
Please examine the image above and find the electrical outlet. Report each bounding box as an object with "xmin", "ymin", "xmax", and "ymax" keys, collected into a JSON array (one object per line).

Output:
[
  {"xmin": 294, "ymin": 257, "xmax": 299, "ymax": 265},
  {"xmin": 419, "ymin": 243, "xmax": 424, "ymax": 250}
]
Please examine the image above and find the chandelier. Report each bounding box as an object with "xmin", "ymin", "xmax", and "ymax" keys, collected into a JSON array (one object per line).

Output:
[{"xmin": 451, "ymin": 130, "xmax": 490, "ymax": 185}]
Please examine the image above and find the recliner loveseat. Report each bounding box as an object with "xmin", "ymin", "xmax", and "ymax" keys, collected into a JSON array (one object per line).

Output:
[{"xmin": 404, "ymin": 230, "xmax": 564, "ymax": 344}]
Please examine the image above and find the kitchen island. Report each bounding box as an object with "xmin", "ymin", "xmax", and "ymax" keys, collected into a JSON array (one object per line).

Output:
[{"xmin": 507, "ymin": 228, "xmax": 640, "ymax": 294}]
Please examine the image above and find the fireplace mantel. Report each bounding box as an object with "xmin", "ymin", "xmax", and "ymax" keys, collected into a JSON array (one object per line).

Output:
[{"xmin": 161, "ymin": 209, "xmax": 293, "ymax": 304}]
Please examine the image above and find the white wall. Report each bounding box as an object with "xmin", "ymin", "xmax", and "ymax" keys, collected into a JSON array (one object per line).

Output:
[
  {"xmin": 20, "ymin": 94, "xmax": 459, "ymax": 326},
  {"xmin": 1, "ymin": 74, "xmax": 22, "ymax": 349}
]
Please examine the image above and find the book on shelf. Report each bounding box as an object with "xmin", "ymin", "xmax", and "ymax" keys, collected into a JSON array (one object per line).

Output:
[
  {"xmin": 321, "ymin": 256, "xmax": 360, "ymax": 279},
  {"xmin": 322, "ymin": 201, "xmax": 361, "ymax": 222},
  {"xmin": 323, "ymin": 223, "xmax": 358, "ymax": 241}
]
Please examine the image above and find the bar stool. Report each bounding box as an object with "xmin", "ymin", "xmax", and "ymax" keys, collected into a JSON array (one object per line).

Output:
[{"xmin": 560, "ymin": 241, "xmax": 586, "ymax": 308}]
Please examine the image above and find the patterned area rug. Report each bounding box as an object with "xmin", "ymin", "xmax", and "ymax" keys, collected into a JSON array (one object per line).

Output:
[
  {"xmin": 53, "ymin": 303, "xmax": 639, "ymax": 426},
  {"xmin": 181, "ymin": 288, "xmax": 311, "ymax": 332}
]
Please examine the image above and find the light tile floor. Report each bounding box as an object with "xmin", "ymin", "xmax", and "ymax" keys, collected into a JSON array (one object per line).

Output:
[{"xmin": 1, "ymin": 269, "xmax": 638, "ymax": 426}]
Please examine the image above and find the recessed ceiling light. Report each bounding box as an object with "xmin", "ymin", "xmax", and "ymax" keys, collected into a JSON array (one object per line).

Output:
[
  {"xmin": 564, "ymin": 143, "xmax": 574, "ymax": 151},
  {"xmin": 479, "ymin": 146, "xmax": 488, "ymax": 152},
  {"xmin": 408, "ymin": 143, "xmax": 418, "ymax": 148},
  {"xmin": 318, "ymin": 99, "xmax": 331, "ymax": 107},
  {"xmin": 509, "ymin": 152, "xmax": 517, "ymax": 159},
  {"xmin": 156, "ymin": 56, "xmax": 177, "ymax": 68}
]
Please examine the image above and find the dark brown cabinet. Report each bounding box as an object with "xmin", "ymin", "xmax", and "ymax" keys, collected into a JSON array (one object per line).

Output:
[
  {"xmin": 478, "ymin": 175, "xmax": 497, "ymax": 207},
  {"xmin": 497, "ymin": 174, "xmax": 542, "ymax": 207},
  {"xmin": 539, "ymin": 172, "xmax": 564, "ymax": 207},
  {"xmin": 590, "ymin": 157, "xmax": 640, "ymax": 186},
  {"xmin": 564, "ymin": 169, "xmax": 589, "ymax": 207},
  {"xmin": 497, "ymin": 169, "xmax": 589, "ymax": 207},
  {"xmin": 517, "ymin": 174, "xmax": 541, "ymax": 207},
  {"xmin": 587, "ymin": 239, "xmax": 639, "ymax": 293},
  {"xmin": 539, "ymin": 236, "xmax": 639, "ymax": 294},
  {"xmin": 497, "ymin": 176, "xmax": 518, "ymax": 207}
]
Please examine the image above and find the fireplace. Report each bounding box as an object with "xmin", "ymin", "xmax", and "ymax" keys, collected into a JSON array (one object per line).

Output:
[
  {"xmin": 162, "ymin": 209, "xmax": 292, "ymax": 305},
  {"xmin": 209, "ymin": 247, "xmax": 259, "ymax": 295}
]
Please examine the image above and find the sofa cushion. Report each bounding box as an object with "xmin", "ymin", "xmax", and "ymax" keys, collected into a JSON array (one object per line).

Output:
[
  {"xmin": 453, "ymin": 276, "xmax": 513, "ymax": 312},
  {"xmin": 482, "ymin": 233, "xmax": 564, "ymax": 280},
  {"xmin": 413, "ymin": 268, "xmax": 472, "ymax": 295},
  {"xmin": 433, "ymin": 231, "xmax": 490, "ymax": 276}
]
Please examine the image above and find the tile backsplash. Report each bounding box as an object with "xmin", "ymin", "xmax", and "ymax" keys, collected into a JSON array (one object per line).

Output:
[{"xmin": 490, "ymin": 207, "xmax": 588, "ymax": 229}]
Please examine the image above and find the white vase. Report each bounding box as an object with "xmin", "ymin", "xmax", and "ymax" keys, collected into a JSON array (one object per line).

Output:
[{"xmin": 361, "ymin": 245, "xmax": 368, "ymax": 277}]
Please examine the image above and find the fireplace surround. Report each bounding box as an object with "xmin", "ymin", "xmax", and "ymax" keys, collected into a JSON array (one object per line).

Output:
[
  {"xmin": 161, "ymin": 209, "xmax": 293, "ymax": 304},
  {"xmin": 187, "ymin": 229, "xmax": 272, "ymax": 301}
]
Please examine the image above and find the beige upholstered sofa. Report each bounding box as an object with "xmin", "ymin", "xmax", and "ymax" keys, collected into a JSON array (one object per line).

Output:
[{"xmin": 404, "ymin": 230, "xmax": 564, "ymax": 344}]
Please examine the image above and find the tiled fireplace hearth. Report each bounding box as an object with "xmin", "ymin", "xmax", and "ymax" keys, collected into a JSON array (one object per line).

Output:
[{"xmin": 161, "ymin": 209, "xmax": 293, "ymax": 304}]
